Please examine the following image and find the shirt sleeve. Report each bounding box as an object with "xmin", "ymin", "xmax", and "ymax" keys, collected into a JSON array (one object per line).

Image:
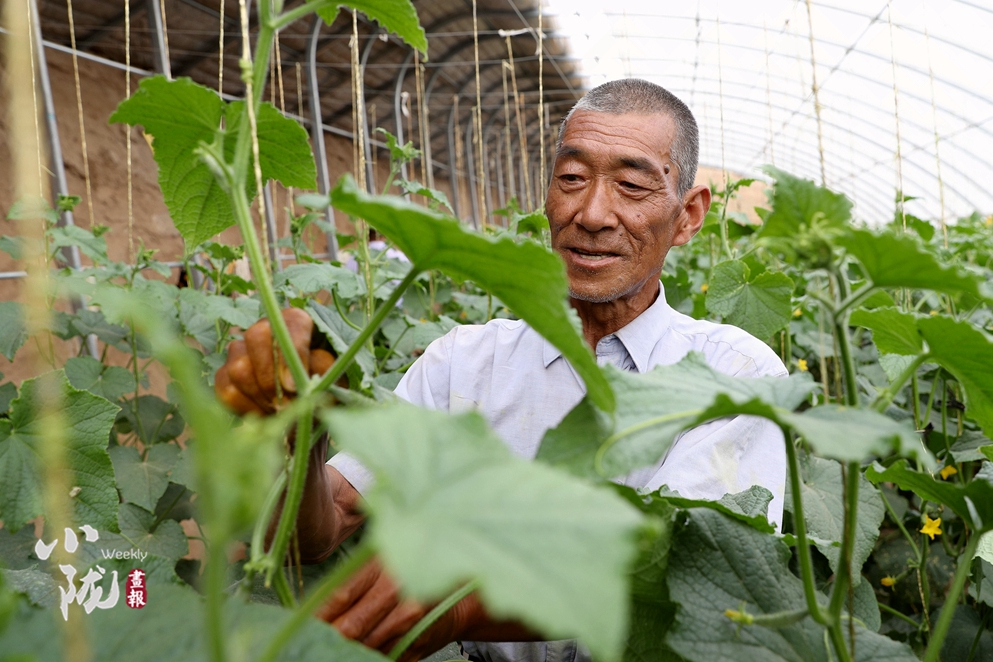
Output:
[{"xmin": 326, "ymin": 330, "xmax": 456, "ymax": 495}]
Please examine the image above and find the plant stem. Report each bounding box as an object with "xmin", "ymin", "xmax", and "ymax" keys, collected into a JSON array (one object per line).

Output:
[
  {"xmin": 250, "ymin": 471, "xmax": 288, "ymax": 566},
  {"xmin": 827, "ymin": 621, "xmax": 855, "ymax": 662},
  {"xmin": 878, "ymin": 602, "xmax": 920, "ymax": 628},
  {"xmin": 881, "ymin": 487, "xmax": 920, "ymax": 559},
  {"xmin": 389, "ymin": 579, "xmax": 482, "ymax": 660},
  {"xmin": 229, "ymin": 184, "xmax": 309, "ymax": 390},
  {"xmin": 871, "ymin": 354, "xmax": 928, "ymax": 413},
  {"xmin": 258, "ymin": 541, "xmax": 375, "ymax": 662},
  {"xmin": 833, "ymin": 310, "xmax": 859, "ymax": 408},
  {"xmin": 313, "ymin": 267, "xmax": 419, "ymax": 393},
  {"xmin": 827, "ymin": 461, "xmax": 861, "ymax": 659},
  {"xmin": 266, "ymin": 401, "xmax": 314, "ymax": 590},
  {"xmin": 922, "ymin": 532, "xmax": 980, "ymax": 662},
  {"xmin": 783, "ymin": 429, "xmax": 828, "ymax": 625},
  {"xmin": 270, "ymin": 0, "xmax": 327, "ymax": 30},
  {"xmin": 834, "ymin": 282, "xmax": 876, "ymax": 317}
]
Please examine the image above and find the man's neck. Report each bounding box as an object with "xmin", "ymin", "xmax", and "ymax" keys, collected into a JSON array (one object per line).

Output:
[{"xmin": 572, "ymin": 280, "xmax": 661, "ymax": 349}]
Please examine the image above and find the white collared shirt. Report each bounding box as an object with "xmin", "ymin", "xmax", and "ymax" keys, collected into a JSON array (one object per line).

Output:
[{"xmin": 328, "ymin": 286, "xmax": 789, "ymax": 527}]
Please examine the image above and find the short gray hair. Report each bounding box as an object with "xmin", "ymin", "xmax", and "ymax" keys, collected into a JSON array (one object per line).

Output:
[{"xmin": 558, "ymin": 78, "xmax": 700, "ymax": 197}]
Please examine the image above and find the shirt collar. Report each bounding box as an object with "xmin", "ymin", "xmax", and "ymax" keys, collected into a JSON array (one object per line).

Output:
[{"xmin": 542, "ymin": 283, "xmax": 674, "ymax": 372}]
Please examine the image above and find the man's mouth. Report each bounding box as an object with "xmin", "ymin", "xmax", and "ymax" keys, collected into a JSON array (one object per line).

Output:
[{"xmin": 568, "ymin": 248, "xmax": 618, "ymax": 261}]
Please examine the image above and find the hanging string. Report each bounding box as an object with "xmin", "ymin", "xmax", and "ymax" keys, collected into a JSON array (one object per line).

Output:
[
  {"xmin": 217, "ymin": 0, "xmax": 225, "ymax": 93},
  {"xmin": 537, "ymin": 2, "xmax": 545, "ymax": 201},
  {"xmin": 506, "ymin": 36, "xmax": 531, "ymax": 210},
  {"xmin": 804, "ymin": 0, "xmax": 827, "ymax": 187},
  {"xmin": 762, "ymin": 20, "xmax": 775, "ymax": 166},
  {"xmin": 715, "ymin": 10, "xmax": 729, "ymax": 197},
  {"xmin": 454, "ymin": 95, "xmax": 467, "ymax": 218},
  {"xmin": 65, "ymin": 0, "xmax": 94, "ymax": 227},
  {"xmin": 472, "ymin": 0, "xmax": 486, "ymax": 225},
  {"xmin": 158, "ymin": 0, "xmax": 171, "ymax": 66},
  {"xmin": 239, "ymin": 0, "xmax": 270, "ymax": 272},
  {"xmin": 368, "ymin": 102, "xmax": 377, "ymax": 192},
  {"xmin": 350, "ymin": 12, "xmax": 367, "ymax": 191},
  {"xmin": 414, "ymin": 50, "xmax": 427, "ymax": 187},
  {"xmin": 502, "ymin": 61, "xmax": 515, "ymax": 204},
  {"xmin": 292, "ymin": 60, "xmax": 303, "ymax": 221},
  {"xmin": 921, "ymin": 1, "xmax": 947, "ymax": 247},
  {"xmin": 274, "ymin": 31, "xmax": 288, "ymax": 257},
  {"xmin": 886, "ymin": 0, "xmax": 906, "ymax": 230},
  {"xmin": 125, "ymin": 0, "xmax": 134, "ymax": 261}
]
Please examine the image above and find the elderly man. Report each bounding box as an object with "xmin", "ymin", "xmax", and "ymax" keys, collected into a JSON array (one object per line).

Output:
[{"xmin": 219, "ymin": 78, "xmax": 787, "ymax": 662}]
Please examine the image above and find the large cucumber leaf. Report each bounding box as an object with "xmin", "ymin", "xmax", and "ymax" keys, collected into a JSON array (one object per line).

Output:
[
  {"xmin": 315, "ymin": 0, "xmax": 427, "ymax": 57},
  {"xmin": 918, "ymin": 315, "xmax": 993, "ymax": 437},
  {"xmin": 536, "ymin": 352, "xmax": 815, "ymax": 479},
  {"xmin": 665, "ymin": 508, "xmax": 918, "ymax": 662},
  {"xmin": 838, "ymin": 228, "xmax": 986, "ymax": 298},
  {"xmin": 0, "ymin": 301, "xmax": 28, "ymax": 361},
  {"xmin": 110, "ymin": 77, "xmax": 316, "ymax": 249},
  {"xmin": 783, "ymin": 454, "xmax": 884, "ymax": 585},
  {"xmin": 326, "ymin": 404, "xmax": 643, "ymax": 660},
  {"xmin": 865, "ymin": 460, "xmax": 993, "ymax": 532},
  {"xmin": 758, "ymin": 166, "xmax": 852, "ymax": 237},
  {"xmin": 330, "ymin": 174, "xmax": 614, "ymax": 412},
  {"xmin": 0, "ymin": 372, "xmax": 119, "ymax": 533},
  {"xmin": 706, "ymin": 260, "xmax": 794, "ymax": 340},
  {"xmin": 850, "ymin": 307, "xmax": 923, "ymax": 356}
]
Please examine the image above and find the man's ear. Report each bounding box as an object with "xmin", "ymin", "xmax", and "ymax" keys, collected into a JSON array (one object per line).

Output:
[{"xmin": 672, "ymin": 184, "xmax": 711, "ymax": 246}]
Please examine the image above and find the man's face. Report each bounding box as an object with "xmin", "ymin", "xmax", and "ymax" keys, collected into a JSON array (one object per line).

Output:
[{"xmin": 546, "ymin": 110, "xmax": 703, "ymax": 304}]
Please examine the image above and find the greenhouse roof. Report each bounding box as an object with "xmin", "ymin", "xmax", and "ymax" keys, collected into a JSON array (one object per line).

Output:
[{"xmin": 547, "ymin": 0, "xmax": 993, "ymax": 224}]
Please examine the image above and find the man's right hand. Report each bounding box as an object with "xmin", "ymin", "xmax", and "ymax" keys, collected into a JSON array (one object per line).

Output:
[
  {"xmin": 215, "ymin": 307, "xmax": 335, "ymax": 415},
  {"xmin": 215, "ymin": 307, "xmax": 363, "ymax": 563}
]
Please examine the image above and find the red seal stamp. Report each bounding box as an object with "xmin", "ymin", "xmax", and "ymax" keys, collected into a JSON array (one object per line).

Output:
[{"xmin": 125, "ymin": 568, "xmax": 147, "ymax": 609}]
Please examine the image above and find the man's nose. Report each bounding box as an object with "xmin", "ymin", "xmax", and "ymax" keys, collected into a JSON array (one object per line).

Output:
[{"xmin": 574, "ymin": 179, "xmax": 619, "ymax": 233}]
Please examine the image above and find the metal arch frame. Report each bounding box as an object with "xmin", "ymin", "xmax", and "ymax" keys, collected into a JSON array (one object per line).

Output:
[
  {"xmin": 76, "ymin": 0, "xmax": 145, "ymax": 49},
  {"xmin": 680, "ymin": 87, "xmax": 986, "ymax": 216},
  {"xmin": 146, "ymin": 0, "xmax": 171, "ymax": 77},
  {"xmin": 306, "ymin": 15, "xmax": 338, "ymax": 261},
  {"xmin": 619, "ymin": 67, "xmax": 992, "ymax": 206}
]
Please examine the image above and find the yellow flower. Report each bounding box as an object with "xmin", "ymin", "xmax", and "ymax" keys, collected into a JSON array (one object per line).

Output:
[
  {"xmin": 797, "ymin": 359, "xmax": 808, "ymax": 372},
  {"xmin": 929, "ymin": 310, "xmax": 938, "ymax": 316},
  {"xmin": 701, "ymin": 283, "xmax": 709, "ymax": 293},
  {"xmin": 939, "ymin": 465, "xmax": 958, "ymax": 480},
  {"xmin": 880, "ymin": 576, "xmax": 896, "ymax": 587},
  {"xmin": 920, "ymin": 515, "xmax": 942, "ymax": 540},
  {"xmin": 793, "ymin": 308, "xmax": 802, "ymax": 318},
  {"xmin": 985, "ymin": 215, "xmax": 992, "ymax": 227}
]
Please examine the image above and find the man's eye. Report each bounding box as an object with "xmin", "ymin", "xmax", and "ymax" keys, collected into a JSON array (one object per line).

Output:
[
  {"xmin": 620, "ymin": 181, "xmax": 643, "ymax": 191},
  {"xmin": 560, "ymin": 174, "xmax": 582, "ymax": 183}
]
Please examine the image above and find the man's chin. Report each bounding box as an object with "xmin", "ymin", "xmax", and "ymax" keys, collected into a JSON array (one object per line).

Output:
[{"xmin": 568, "ymin": 287, "xmax": 622, "ymax": 304}]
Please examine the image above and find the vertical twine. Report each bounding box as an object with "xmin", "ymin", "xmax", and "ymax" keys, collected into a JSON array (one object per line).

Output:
[
  {"xmin": 763, "ymin": 21, "xmax": 775, "ymax": 166},
  {"xmin": 804, "ymin": 0, "xmax": 827, "ymax": 186},
  {"xmin": 293, "ymin": 61, "xmax": 303, "ymax": 221},
  {"xmin": 66, "ymin": 0, "xmax": 95, "ymax": 227},
  {"xmin": 275, "ymin": 31, "xmax": 289, "ymax": 251},
  {"xmin": 414, "ymin": 50, "xmax": 427, "ymax": 186},
  {"xmin": 502, "ymin": 61, "xmax": 515, "ymax": 204},
  {"xmin": 506, "ymin": 36, "xmax": 531, "ymax": 210},
  {"xmin": 472, "ymin": 0, "xmax": 486, "ymax": 225},
  {"xmin": 537, "ymin": 3, "xmax": 545, "ymax": 201},
  {"xmin": 25, "ymin": 0, "xmax": 43, "ymax": 196},
  {"xmin": 716, "ymin": 10, "xmax": 730, "ymax": 199},
  {"xmin": 159, "ymin": 0, "xmax": 171, "ymax": 65},
  {"xmin": 886, "ymin": 0, "xmax": 906, "ymax": 230},
  {"xmin": 922, "ymin": 1, "xmax": 947, "ymax": 247},
  {"xmin": 350, "ymin": 12, "xmax": 367, "ymax": 192},
  {"xmin": 217, "ymin": 0, "xmax": 225, "ymax": 93},
  {"xmin": 368, "ymin": 102, "xmax": 377, "ymax": 192},
  {"xmin": 239, "ymin": 0, "xmax": 269, "ymax": 272},
  {"xmin": 454, "ymin": 95, "xmax": 468, "ymax": 220},
  {"xmin": 125, "ymin": 0, "xmax": 134, "ymax": 261}
]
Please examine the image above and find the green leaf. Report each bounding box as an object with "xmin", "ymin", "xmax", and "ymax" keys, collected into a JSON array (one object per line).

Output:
[
  {"xmin": 116, "ymin": 395, "xmax": 185, "ymax": 446},
  {"xmin": 665, "ymin": 508, "xmax": 918, "ymax": 662},
  {"xmin": 851, "ymin": 578, "xmax": 881, "ymax": 632},
  {"xmin": 918, "ymin": 315, "xmax": 993, "ymax": 437},
  {"xmin": 780, "ymin": 405, "xmax": 927, "ymax": 465},
  {"xmin": 0, "ymin": 302, "xmax": 28, "ymax": 361},
  {"xmin": 865, "ymin": 460, "xmax": 993, "ymax": 532},
  {"xmin": 0, "ymin": 235, "xmax": 24, "ymax": 259},
  {"xmin": 537, "ymin": 353, "xmax": 815, "ymax": 479},
  {"xmin": 276, "ymin": 263, "xmax": 365, "ymax": 299},
  {"xmin": 758, "ymin": 166, "xmax": 852, "ymax": 237},
  {"xmin": 706, "ymin": 260, "xmax": 794, "ymax": 340},
  {"xmin": 48, "ymin": 225, "xmax": 108, "ymax": 264},
  {"xmin": 109, "ymin": 444, "xmax": 181, "ymax": 512},
  {"xmin": 109, "ymin": 76, "xmax": 228, "ymax": 249},
  {"xmin": 838, "ymin": 229, "xmax": 986, "ymax": 298},
  {"xmin": 656, "ymin": 484, "xmax": 777, "ymax": 534},
  {"xmin": 116, "ymin": 503, "xmax": 189, "ymax": 560},
  {"xmin": 0, "ymin": 372, "xmax": 120, "ymax": 533},
  {"xmin": 326, "ymin": 404, "xmax": 642, "ymax": 660},
  {"xmin": 331, "ymin": 174, "xmax": 614, "ymax": 412},
  {"xmin": 0, "ymin": 382, "xmax": 15, "ymax": 415},
  {"xmin": 850, "ymin": 307, "xmax": 923, "ymax": 356},
  {"xmin": 395, "ymin": 179, "xmax": 453, "ymax": 213},
  {"xmin": 1, "ymin": 567, "xmax": 58, "ymax": 608},
  {"xmin": 317, "ymin": 0, "xmax": 427, "ymax": 57},
  {"xmin": 64, "ymin": 356, "xmax": 136, "ymax": 401},
  {"xmin": 225, "ymin": 100, "xmax": 317, "ymax": 190},
  {"xmin": 949, "ymin": 431, "xmax": 993, "ymax": 463},
  {"xmin": 307, "ymin": 301, "xmax": 377, "ymax": 381},
  {"xmin": 783, "ymin": 454, "xmax": 884, "ymax": 584},
  {"xmin": 0, "ymin": 582, "xmax": 391, "ymax": 662}
]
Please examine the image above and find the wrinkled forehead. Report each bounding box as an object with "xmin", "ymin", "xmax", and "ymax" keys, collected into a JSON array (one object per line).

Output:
[{"xmin": 557, "ymin": 110, "xmax": 677, "ymax": 167}]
